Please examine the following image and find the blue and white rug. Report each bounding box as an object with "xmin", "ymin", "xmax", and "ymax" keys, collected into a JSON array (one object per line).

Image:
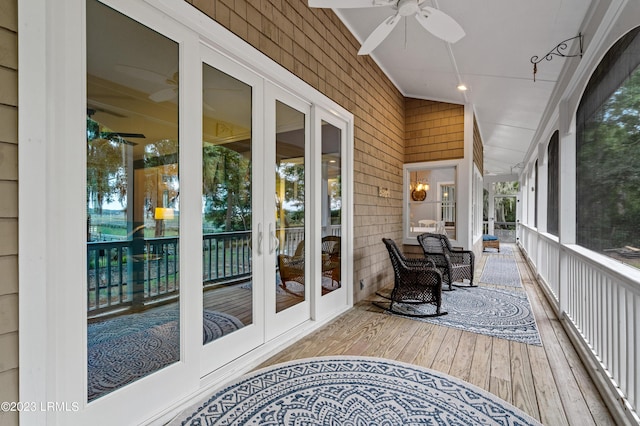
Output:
[
  {"xmin": 386, "ymin": 287, "xmax": 541, "ymax": 346},
  {"xmin": 484, "ymin": 245, "xmax": 514, "ymax": 255},
  {"xmin": 480, "ymin": 256, "xmax": 523, "ymax": 288},
  {"xmin": 88, "ymin": 306, "xmax": 244, "ymax": 401},
  {"xmin": 170, "ymin": 356, "xmax": 542, "ymax": 425}
]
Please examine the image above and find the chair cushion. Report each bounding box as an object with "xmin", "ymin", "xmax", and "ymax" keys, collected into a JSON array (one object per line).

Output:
[{"xmin": 483, "ymin": 234, "xmax": 498, "ymax": 241}]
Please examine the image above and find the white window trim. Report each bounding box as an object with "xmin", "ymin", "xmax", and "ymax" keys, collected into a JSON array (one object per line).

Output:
[
  {"xmin": 402, "ymin": 159, "xmax": 464, "ymax": 246},
  {"xmin": 19, "ymin": 0, "xmax": 354, "ymax": 424}
]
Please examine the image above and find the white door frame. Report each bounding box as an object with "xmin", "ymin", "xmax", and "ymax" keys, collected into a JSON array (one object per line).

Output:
[
  {"xmin": 19, "ymin": 0, "xmax": 354, "ymax": 424},
  {"xmin": 312, "ymin": 106, "xmax": 353, "ymax": 319},
  {"xmin": 198, "ymin": 46, "xmax": 267, "ymax": 376},
  {"xmin": 263, "ymin": 83, "xmax": 312, "ymax": 341}
]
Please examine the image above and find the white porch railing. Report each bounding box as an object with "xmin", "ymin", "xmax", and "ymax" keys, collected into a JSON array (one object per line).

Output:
[{"xmin": 519, "ymin": 224, "xmax": 640, "ymax": 425}]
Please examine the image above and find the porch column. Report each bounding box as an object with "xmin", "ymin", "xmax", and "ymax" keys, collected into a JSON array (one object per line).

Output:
[
  {"xmin": 131, "ymin": 167, "xmax": 148, "ymax": 311},
  {"xmin": 558, "ymin": 101, "xmax": 576, "ymax": 244},
  {"xmin": 125, "ymin": 144, "xmax": 134, "ymax": 302},
  {"xmin": 537, "ymin": 143, "xmax": 548, "ymax": 234},
  {"xmin": 558, "ymin": 100, "xmax": 576, "ymax": 315},
  {"xmin": 536, "ymin": 143, "xmax": 548, "ymax": 269}
]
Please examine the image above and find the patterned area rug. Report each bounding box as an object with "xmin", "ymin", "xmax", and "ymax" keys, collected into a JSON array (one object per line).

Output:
[
  {"xmin": 170, "ymin": 356, "xmax": 542, "ymax": 425},
  {"xmin": 88, "ymin": 306, "xmax": 243, "ymax": 401},
  {"xmin": 480, "ymin": 255, "xmax": 523, "ymax": 287},
  {"xmin": 485, "ymin": 245, "xmax": 514, "ymax": 255},
  {"xmin": 385, "ymin": 287, "xmax": 541, "ymax": 345}
]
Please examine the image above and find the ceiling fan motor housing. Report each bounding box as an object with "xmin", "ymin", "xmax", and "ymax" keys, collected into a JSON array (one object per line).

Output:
[{"xmin": 397, "ymin": 0, "xmax": 421, "ymax": 16}]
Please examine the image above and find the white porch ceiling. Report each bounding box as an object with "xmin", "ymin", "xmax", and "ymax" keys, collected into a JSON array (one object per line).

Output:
[{"xmin": 328, "ymin": 0, "xmax": 591, "ymax": 175}]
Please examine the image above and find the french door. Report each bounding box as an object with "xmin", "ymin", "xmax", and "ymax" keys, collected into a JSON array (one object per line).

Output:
[
  {"xmin": 263, "ymin": 84, "xmax": 312, "ymax": 340},
  {"xmin": 199, "ymin": 48, "xmax": 267, "ymax": 374},
  {"xmin": 27, "ymin": 0, "xmax": 350, "ymax": 424}
]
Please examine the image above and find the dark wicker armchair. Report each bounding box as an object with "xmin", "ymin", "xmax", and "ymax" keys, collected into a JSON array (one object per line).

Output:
[
  {"xmin": 321, "ymin": 235, "xmax": 341, "ymax": 286},
  {"xmin": 417, "ymin": 233, "xmax": 475, "ymax": 290},
  {"xmin": 374, "ymin": 238, "xmax": 447, "ymax": 317},
  {"xmin": 278, "ymin": 240, "xmax": 305, "ymax": 293}
]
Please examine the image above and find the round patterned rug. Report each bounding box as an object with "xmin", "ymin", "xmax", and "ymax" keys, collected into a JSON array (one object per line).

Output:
[
  {"xmin": 386, "ymin": 286, "xmax": 542, "ymax": 346},
  {"xmin": 170, "ymin": 356, "xmax": 542, "ymax": 425},
  {"xmin": 88, "ymin": 307, "xmax": 244, "ymax": 401}
]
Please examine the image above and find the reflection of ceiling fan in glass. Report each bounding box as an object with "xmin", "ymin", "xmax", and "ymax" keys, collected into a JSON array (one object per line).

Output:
[
  {"xmin": 87, "ymin": 108, "xmax": 145, "ymax": 145},
  {"xmin": 115, "ymin": 65, "xmax": 239, "ymax": 105},
  {"xmin": 149, "ymin": 71, "xmax": 179, "ymax": 102},
  {"xmin": 115, "ymin": 65, "xmax": 179, "ymax": 102},
  {"xmin": 309, "ymin": 0, "xmax": 465, "ymax": 55}
]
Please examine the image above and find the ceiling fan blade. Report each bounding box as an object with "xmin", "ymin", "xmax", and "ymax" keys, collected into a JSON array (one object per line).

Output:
[
  {"xmin": 114, "ymin": 64, "xmax": 168, "ymax": 84},
  {"xmin": 309, "ymin": 0, "xmax": 394, "ymax": 9},
  {"xmin": 149, "ymin": 88, "xmax": 177, "ymax": 102},
  {"xmin": 103, "ymin": 132, "xmax": 146, "ymax": 139},
  {"xmin": 358, "ymin": 14, "xmax": 402, "ymax": 55},
  {"xmin": 416, "ymin": 6, "xmax": 465, "ymax": 43},
  {"xmin": 87, "ymin": 104, "xmax": 127, "ymax": 118}
]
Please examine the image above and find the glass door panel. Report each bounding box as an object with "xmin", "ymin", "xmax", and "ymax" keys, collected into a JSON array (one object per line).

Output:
[
  {"xmin": 86, "ymin": 0, "xmax": 180, "ymax": 401},
  {"xmin": 315, "ymin": 108, "xmax": 349, "ymax": 318},
  {"xmin": 199, "ymin": 48, "xmax": 265, "ymax": 374},
  {"xmin": 440, "ymin": 183, "xmax": 456, "ymax": 240},
  {"xmin": 265, "ymin": 86, "xmax": 310, "ymax": 340},
  {"xmin": 202, "ymin": 63, "xmax": 253, "ymax": 343},
  {"xmin": 320, "ymin": 121, "xmax": 342, "ymax": 296},
  {"xmin": 494, "ymin": 195, "xmax": 518, "ymax": 243},
  {"xmin": 275, "ymin": 101, "xmax": 306, "ymax": 312}
]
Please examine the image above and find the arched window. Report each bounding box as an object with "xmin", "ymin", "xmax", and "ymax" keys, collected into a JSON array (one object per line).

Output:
[{"xmin": 576, "ymin": 27, "xmax": 640, "ymax": 267}]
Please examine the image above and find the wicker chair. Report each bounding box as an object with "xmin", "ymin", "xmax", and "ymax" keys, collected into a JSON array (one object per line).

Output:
[
  {"xmin": 374, "ymin": 238, "xmax": 447, "ymax": 317},
  {"xmin": 278, "ymin": 240, "xmax": 305, "ymax": 293},
  {"xmin": 321, "ymin": 236, "xmax": 341, "ymax": 285},
  {"xmin": 417, "ymin": 233, "xmax": 475, "ymax": 290}
]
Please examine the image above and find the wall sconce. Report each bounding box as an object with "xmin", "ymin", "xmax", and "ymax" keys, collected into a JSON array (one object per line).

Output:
[
  {"xmin": 410, "ymin": 171, "xmax": 429, "ymax": 201},
  {"xmin": 155, "ymin": 207, "xmax": 175, "ymax": 220}
]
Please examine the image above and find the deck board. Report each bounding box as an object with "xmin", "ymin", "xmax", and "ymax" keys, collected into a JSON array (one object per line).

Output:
[
  {"xmin": 431, "ymin": 327, "xmax": 462, "ymax": 373},
  {"xmin": 510, "ymin": 341, "xmax": 540, "ymax": 420},
  {"xmin": 448, "ymin": 330, "xmax": 476, "ymax": 382},
  {"xmin": 253, "ymin": 244, "xmax": 615, "ymax": 425},
  {"xmin": 200, "ymin": 246, "xmax": 615, "ymax": 424},
  {"xmin": 490, "ymin": 337, "xmax": 512, "ymax": 403}
]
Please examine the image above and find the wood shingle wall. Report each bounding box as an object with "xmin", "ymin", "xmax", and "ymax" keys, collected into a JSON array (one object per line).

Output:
[
  {"xmin": 404, "ymin": 98, "xmax": 464, "ymax": 164},
  {"xmin": 0, "ymin": 0, "xmax": 19, "ymax": 425},
  {"xmin": 473, "ymin": 116, "xmax": 483, "ymax": 175},
  {"xmin": 0, "ymin": 4, "xmax": 478, "ymax": 423},
  {"xmin": 0, "ymin": 7, "xmax": 479, "ymax": 418},
  {"xmin": 185, "ymin": 0, "xmax": 406, "ymax": 299}
]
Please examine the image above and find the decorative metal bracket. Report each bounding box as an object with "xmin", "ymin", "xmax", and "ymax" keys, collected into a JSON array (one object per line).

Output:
[{"xmin": 530, "ymin": 33, "xmax": 583, "ymax": 82}]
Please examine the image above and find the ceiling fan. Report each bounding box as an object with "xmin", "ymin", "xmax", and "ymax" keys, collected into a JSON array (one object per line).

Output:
[
  {"xmin": 114, "ymin": 64, "xmax": 179, "ymax": 102},
  {"xmin": 115, "ymin": 65, "xmax": 241, "ymax": 106},
  {"xmin": 87, "ymin": 108, "xmax": 145, "ymax": 145},
  {"xmin": 309, "ymin": 0, "xmax": 465, "ymax": 55}
]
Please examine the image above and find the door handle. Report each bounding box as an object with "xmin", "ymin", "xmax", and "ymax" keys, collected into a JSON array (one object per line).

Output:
[
  {"xmin": 257, "ymin": 223, "xmax": 263, "ymax": 255},
  {"xmin": 268, "ymin": 223, "xmax": 278, "ymax": 254}
]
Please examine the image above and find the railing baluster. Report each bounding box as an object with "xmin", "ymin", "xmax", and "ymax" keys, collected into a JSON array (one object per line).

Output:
[
  {"xmin": 519, "ymin": 224, "xmax": 640, "ymax": 422},
  {"xmin": 88, "ymin": 231, "xmax": 269, "ymax": 313}
]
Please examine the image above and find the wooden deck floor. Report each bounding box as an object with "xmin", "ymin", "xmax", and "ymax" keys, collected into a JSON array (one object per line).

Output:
[
  {"xmin": 203, "ymin": 281, "xmax": 303, "ymax": 324},
  {"xmin": 257, "ymin": 245, "xmax": 615, "ymax": 426}
]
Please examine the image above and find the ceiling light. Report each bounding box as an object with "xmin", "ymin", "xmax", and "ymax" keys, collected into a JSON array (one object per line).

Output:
[{"xmin": 457, "ymin": 84, "xmax": 468, "ymax": 91}]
